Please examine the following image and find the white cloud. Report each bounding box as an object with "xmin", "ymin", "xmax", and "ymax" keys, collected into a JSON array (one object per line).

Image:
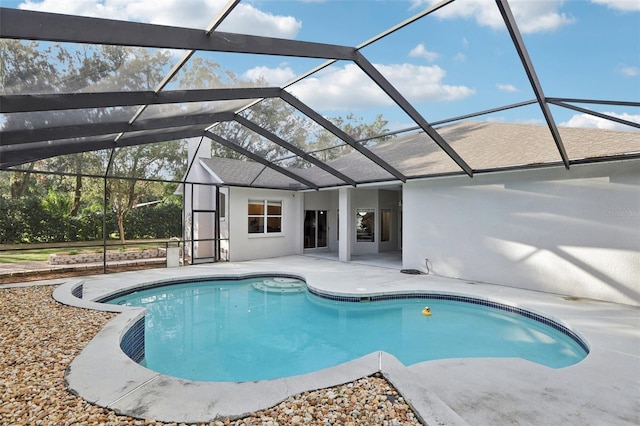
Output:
[
  {"xmin": 618, "ymin": 65, "xmax": 639, "ymax": 77},
  {"xmin": 18, "ymin": 0, "xmax": 301, "ymax": 38},
  {"xmin": 379, "ymin": 63, "xmax": 475, "ymax": 101},
  {"xmin": 409, "ymin": 44, "xmax": 440, "ymax": 62},
  {"xmin": 216, "ymin": 3, "xmax": 301, "ymax": 38},
  {"xmin": 591, "ymin": 0, "xmax": 640, "ymax": 12},
  {"xmin": 560, "ymin": 112, "xmax": 640, "ymax": 131},
  {"xmin": 496, "ymin": 83, "xmax": 518, "ymax": 93},
  {"xmin": 287, "ymin": 62, "xmax": 474, "ymax": 111},
  {"xmin": 414, "ymin": 0, "xmax": 574, "ymax": 33},
  {"xmin": 453, "ymin": 52, "xmax": 466, "ymax": 62},
  {"xmin": 288, "ymin": 64, "xmax": 386, "ymax": 110},
  {"xmin": 19, "ymin": 0, "xmax": 118, "ymax": 18},
  {"xmin": 243, "ymin": 66, "xmax": 297, "ymax": 86}
]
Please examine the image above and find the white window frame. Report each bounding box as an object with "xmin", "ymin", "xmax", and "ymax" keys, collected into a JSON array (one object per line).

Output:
[
  {"xmin": 248, "ymin": 199, "xmax": 283, "ymax": 235},
  {"xmin": 356, "ymin": 208, "xmax": 375, "ymax": 242},
  {"xmin": 218, "ymin": 191, "xmax": 226, "ymax": 221}
]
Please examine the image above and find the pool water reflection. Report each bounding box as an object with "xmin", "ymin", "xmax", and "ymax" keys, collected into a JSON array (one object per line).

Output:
[{"xmin": 109, "ymin": 277, "xmax": 587, "ymax": 382}]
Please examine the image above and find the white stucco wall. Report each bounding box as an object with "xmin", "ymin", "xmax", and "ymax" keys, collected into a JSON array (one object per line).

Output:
[
  {"xmin": 227, "ymin": 187, "xmax": 303, "ymax": 261},
  {"xmin": 402, "ymin": 160, "xmax": 640, "ymax": 306}
]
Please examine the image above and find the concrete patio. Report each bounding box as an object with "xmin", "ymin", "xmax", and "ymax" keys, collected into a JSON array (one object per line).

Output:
[{"xmin": 52, "ymin": 255, "xmax": 639, "ymax": 425}]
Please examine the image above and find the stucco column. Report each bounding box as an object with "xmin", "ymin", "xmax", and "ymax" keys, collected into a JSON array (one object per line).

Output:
[{"xmin": 338, "ymin": 187, "xmax": 352, "ymax": 262}]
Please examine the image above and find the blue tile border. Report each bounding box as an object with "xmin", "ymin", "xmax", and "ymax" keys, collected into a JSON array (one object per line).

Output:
[
  {"xmin": 100, "ymin": 276, "xmax": 588, "ymax": 363},
  {"xmin": 120, "ymin": 316, "xmax": 145, "ymax": 363},
  {"xmin": 71, "ymin": 283, "xmax": 83, "ymax": 299},
  {"xmin": 97, "ymin": 273, "xmax": 303, "ymax": 303},
  {"xmin": 307, "ymin": 287, "xmax": 590, "ymax": 355}
]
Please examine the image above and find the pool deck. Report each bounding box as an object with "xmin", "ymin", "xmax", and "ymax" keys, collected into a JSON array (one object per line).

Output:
[{"xmin": 52, "ymin": 255, "xmax": 639, "ymax": 425}]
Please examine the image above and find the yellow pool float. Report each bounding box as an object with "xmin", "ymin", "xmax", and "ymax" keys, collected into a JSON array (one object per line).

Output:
[{"xmin": 422, "ymin": 306, "xmax": 432, "ymax": 316}]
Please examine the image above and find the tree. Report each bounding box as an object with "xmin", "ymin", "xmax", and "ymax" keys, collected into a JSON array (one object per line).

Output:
[
  {"xmin": 1, "ymin": 41, "xmax": 186, "ymax": 243},
  {"xmin": 176, "ymin": 61, "xmax": 396, "ymax": 168},
  {"xmin": 0, "ymin": 40, "xmax": 59, "ymax": 96},
  {"xmin": 1, "ymin": 40, "xmax": 126, "ymax": 207},
  {"xmin": 331, "ymin": 113, "xmax": 393, "ymax": 144},
  {"xmin": 211, "ymin": 97, "xmax": 308, "ymax": 163},
  {"xmin": 9, "ymin": 166, "xmax": 36, "ymax": 198},
  {"xmin": 1, "ymin": 40, "xmax": 397, "ymax": 244},
  {"xmin": 305, "ymin": 113, "xmax": 394, "ymax": 163},
  {"xmin": 108, "ymin": 142, "xmax": 186, "ymax": 244}
]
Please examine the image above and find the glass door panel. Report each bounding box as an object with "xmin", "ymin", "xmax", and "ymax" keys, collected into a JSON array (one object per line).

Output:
[
  {"xmin": 317, "ymin": 211, "xmax": 327, "ymax": 248},
  {"xmin": 304, "ymin": 210, "xmax": 316, "ymax": 249},
  {"xmin": 304, "ymin": 210, "xmax": 327, "ymax": 249}
]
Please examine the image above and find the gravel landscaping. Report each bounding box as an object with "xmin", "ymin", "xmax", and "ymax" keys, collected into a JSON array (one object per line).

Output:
[{"xmin": 0, "ymin": 285, "xmax": 422, "ymax": 425}]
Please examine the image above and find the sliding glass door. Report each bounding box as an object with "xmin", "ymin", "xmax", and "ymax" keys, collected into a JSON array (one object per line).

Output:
[{"xmin": 304, "ymin": 210, "xmax": 327, "ymax": 249}]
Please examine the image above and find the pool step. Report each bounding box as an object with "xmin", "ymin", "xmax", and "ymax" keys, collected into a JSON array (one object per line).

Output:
[{"xmin": 253, "ymin": 278, "xmax": 305, "ymax": 293}]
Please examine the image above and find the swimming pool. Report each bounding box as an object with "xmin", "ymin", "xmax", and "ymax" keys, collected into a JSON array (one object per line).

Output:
[{"xmin": 106, "ymin": 276, "xmax": 588, "ymax": 382}]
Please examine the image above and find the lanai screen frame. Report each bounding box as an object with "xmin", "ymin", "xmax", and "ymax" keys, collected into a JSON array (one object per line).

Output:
[{"xmin": 1, "ymin": 0, "xmax": 639, "ymax": 188}]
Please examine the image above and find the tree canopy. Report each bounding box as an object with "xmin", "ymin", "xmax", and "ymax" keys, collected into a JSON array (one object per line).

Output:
[{"xmin": 0, "ymin": 40, "xmax": 395, "ymax": 244}]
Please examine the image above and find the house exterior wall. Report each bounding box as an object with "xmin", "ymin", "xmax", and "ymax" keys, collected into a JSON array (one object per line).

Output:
[
  {"xmin": 402, "ymin": 159, "xmax": 640, "ymax": 306},
  {"xmin": 227, "ymin": 187, "xmax": 302, "ymax": 261},
  {"xmin": 303, "ymin": 188, "xmax": 401, "ymax": 255}
]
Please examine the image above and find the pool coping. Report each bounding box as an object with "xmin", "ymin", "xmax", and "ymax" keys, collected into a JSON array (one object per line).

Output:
[
  {"xmin": 54, "ymin": 274, "xmax": 469, "ymax": 424},
  {"xmin": 52, "ymin": 256, "xmax": 640, "ymax": 425}
]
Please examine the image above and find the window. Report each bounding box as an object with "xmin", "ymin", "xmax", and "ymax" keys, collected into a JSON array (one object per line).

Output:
[
  {"xmin": 248, "ymin": 200, "xmax": 282, "ymax": 234},
  {"xmin": 356, "ymin": 208, "xmax": 375, "ymax": 242},
  {"xmin": 218, "ymin": 192, "xmax": 226, "ymax": 220}
]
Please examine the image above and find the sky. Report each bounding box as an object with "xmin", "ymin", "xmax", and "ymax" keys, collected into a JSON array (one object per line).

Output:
[{"xmin": 2, "ymin": 0, "xmax": 639, "ymax": 133}]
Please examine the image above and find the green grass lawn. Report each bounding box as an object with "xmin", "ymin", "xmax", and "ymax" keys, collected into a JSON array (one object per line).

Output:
[
  {"xmin": 0, "ymin": 249, "xmax": 62, "ymax": 263},
  {"xmin": 0, "ymin": 242, "xmax": 165, "ymax": 263}
]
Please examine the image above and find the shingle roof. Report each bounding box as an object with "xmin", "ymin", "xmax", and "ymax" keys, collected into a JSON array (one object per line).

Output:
[
  {"xmin": 201, "ymin": 121, "xmax": 639, "ymax": 189},
  {"xmin": 1, "ymin": 4, "xmax": 637, "ymax": 181},
  {"xmin": 374, "ymin": 121, "xmax": 640, "ymax": 176}
]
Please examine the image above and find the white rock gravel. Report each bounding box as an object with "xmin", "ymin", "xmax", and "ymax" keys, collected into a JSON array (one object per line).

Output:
[{"xmin": 1, "ymin": 285, "xmax": 423, "ymax": 426}]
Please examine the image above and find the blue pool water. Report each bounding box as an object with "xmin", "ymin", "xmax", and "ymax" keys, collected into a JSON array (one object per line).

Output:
[{"xmin": 108, "ymin": 277, "xmax": 587, "ymax": 382}]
